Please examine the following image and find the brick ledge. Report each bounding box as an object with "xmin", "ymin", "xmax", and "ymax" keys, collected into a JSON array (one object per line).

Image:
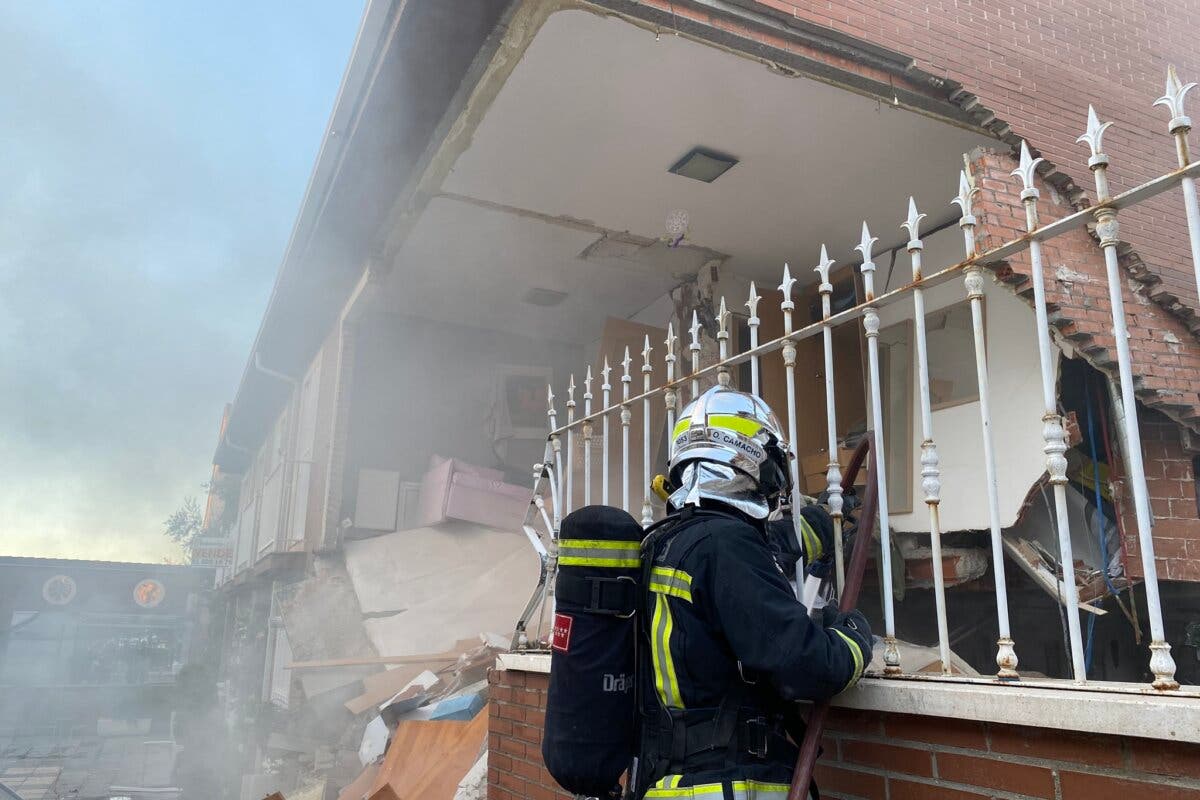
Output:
[{"xmin": 496, "ymin": 652, "xmax": 1200, "ymax": 743}]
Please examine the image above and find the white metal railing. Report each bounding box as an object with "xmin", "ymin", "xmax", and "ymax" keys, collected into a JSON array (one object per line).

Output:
[{"xmin": 513, "ymin": 68, "xmax": 1200, "ymax": 693}]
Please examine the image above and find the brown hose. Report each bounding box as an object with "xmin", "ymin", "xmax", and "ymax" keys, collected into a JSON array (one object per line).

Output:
[{"xmin": 786, "ymin": 433, "xmax": 879, "ymax": 800}]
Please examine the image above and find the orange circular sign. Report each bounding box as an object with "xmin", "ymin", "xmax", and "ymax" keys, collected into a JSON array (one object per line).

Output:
[{"xmin": 133, "ymin": 579, "xmax": 165, "ymax": 608}]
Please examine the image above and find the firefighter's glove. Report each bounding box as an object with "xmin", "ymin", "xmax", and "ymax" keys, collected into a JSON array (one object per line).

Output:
[
  {"xmin": 798, "ymin": 504, "xmax": 835, "ymax": 565},
  {"xmin": 822, "ymin": 607, "xmax": 873, "ymax": 690}
]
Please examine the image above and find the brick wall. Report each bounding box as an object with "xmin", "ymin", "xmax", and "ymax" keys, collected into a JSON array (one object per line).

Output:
[
  {"xmin": 734, "ymin": 0, "xmax": 1200, "ymax": 320},
  {"xmin": 488, "ymin": 668, "xmax": 1200, "ymax": 800},
  {"xmin": 1135, "ymin": 408, "xmax": 1200, "ymax": 582}
]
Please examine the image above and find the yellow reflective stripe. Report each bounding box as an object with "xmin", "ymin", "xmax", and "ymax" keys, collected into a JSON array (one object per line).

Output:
[
  {"xmin": 799, "ymin": 516, "xmax": 822, "ymax": 562},
  {"xmin": 653, "ymin": 775, "xmax": 683, "ymax": 790},
  {"xmin": 645, "ymin": 780, "xmax": 790, "ymax": 800},
  {"xmin": 707, "ymin": 414, "xmax": 764, "ymax": 438},
  {"xmin": 559, "ymin": 539, "xmax": 641, "ymax": 550},
  {"xmin": 652, "ymin": 566, "xmax": 693, "ymax": 586},
  {"xmin": 558, "ymin": 556, "xmax": 640, "ymax": 568},
  {"xmin": 558, "ymin": 538, "xmax": 640, "ymax": 569},
  {"xmin": 649, "ymin": 566, "xmax": 693, "ymax": 603},
  {"xmin": 670, "ymin": 776, "xmax": 682, "ymax": 789},
  {"xmin": 672, "ymin": 414, "xmax": 763, "ymax": 441},
  {"xmin": 833, "ymin": 629, "xmax": 865, "ymax": 691},
  {"xmin": 651, "ymin": 593, "xmax": 684, "ymax": 709}
]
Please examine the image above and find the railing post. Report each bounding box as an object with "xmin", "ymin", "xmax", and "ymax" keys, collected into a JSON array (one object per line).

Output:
[
  {"xmin": 642, "ymin": 336, "xmax": 654, "ymax": 527},
  {"xmin": 621, "ymin": 347, "xmax": 632, "ymax": 514},
  {"xmin": 689, "ymin": 310, "xmax": 702, "ymax": 401},
  {"xmin": 717, "ymin": 297, "xmax": 731, "ymax": 387},
  {"xmin": 778, "ymin": 266, "xmax": 805, "ymax": 545},
  {"xmin": 954, "ymin": 169, "xmax": 1019, "ymax": 680},
  {"xmin": 1074, "ymin": 116, "xmax": 1179, "ymax": 690},
  {"xmin": 855, "ymin": 226, "xmax": 901, "ymax": 674},
  {"xmin": 583, "ymin": 367, "xmax": 593, "ymax": 507},
  {"xmin": 547, "ymin": 385, "xmax": 562, "ymax": 530},
  {"xmin": 565, "ymin": 375, "xmax": 575, "ymax": 516},
  {"xmin": 902, "ymin": 199, "xmax": 952, "ymax": 676},
  {"xmin": 601, "ymin": 358, "xmax": 612, "ymax": 507},
  {"xmin": 814, "ymin": 247, "xmax": 845, "ymax": 592},
  {"xmin": 746, "ymin": 282, "xmax": 761, "ymax": 396},
  {"xmin": 665, "ymin": 324, "xmax": 678, "ymax": 458},
  {"xmin": 1155, "ymin": 66, "xmax": 1200, "ymax": 304}
]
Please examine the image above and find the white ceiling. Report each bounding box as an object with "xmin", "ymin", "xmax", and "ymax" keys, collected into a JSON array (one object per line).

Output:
[{"xmin": 387, "ymin": 8, "xmax": 994, "ymax": 342}]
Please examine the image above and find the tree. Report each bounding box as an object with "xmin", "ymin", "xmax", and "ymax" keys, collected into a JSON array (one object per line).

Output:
[{"xmin": 164, "ymin": 496, "xmax": 204, "ymax": 556}]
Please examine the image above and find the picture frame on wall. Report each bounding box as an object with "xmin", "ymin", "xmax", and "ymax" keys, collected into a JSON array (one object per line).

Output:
[{"xmin": 493, "ymin": 364, "xmax": 554, "ymax": 441}]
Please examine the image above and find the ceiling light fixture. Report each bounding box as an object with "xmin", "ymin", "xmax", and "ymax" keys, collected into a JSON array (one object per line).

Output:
[
  {"xmin": 522, "ymin": 287, "xmax": 568, "ymax": 307},
  {"xmin": 668, "ymin": 146, "xmax": 738, "ymax": 183}
]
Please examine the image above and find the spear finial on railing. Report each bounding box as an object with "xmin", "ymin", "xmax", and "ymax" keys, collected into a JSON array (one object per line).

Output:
[
  {"xmin": 664, "ymin": 323, "xmax": 679, "ymax": 451},
  {"xmin": 745, "ymin": 282, "xmax": 761, "ymax": 395},
  {"xmin": 621, "ymin": 346, "xmax": 633, "ymax": 513},
  {"xmin": 814, "ymin": 244, "xmax": 835, "ymax": 289},
  {"xmin": 855, "ymin": 222, "xmax": 878, "ymax": 299},
  {"xmin": 1012, "ymin": 140, "xmax": 1044, "ymax": 199},
  {"xmin": 1155, "ymin": 64, "xmax": 1196, "ymax": 136},
  {"xmin": 717, "ymin": 297, "xmax": 731, "ymax": 386},
  {"xmin": 1077, "ymin": 105, "xmax": 1113, "ymax": 168},
  {"xmin": 601, "ymin": 357, "xmax": 612, "ymax": 506},
  {"xmin": 547, "ymin": 384, "xmax": 557, "ymax": 428},
  {"xmin": 583, "ymin": 366, "xmax": 594, "ymax": 506},
  {"xmin": 953, "ymin": 169, "xmax": 979, "ymax": 232},
  {"xmin": 689, "ymin": 309, "xmax": 702, "ymax": 400},
  {"xmin": 642, "ymin": 334, "xmax": 653, "ymax": 372},
  {"xmin": 903, "ymin": 197, "xmax": 926, "ymax": 247},
  {"xmin": 778, "ymin": 263, "xmax": 796, "ymax": 319},
  {"xmin": 565, "ymin": 374, "xmax": 576, "ymax": 513}
]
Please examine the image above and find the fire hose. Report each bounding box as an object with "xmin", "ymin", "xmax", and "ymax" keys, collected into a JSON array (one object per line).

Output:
[{"xmin": 786, "ymin": 432, "xmax": 879, "ymax": 800}]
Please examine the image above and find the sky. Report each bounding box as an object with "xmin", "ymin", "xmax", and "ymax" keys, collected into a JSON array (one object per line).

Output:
[{"xmin": 0, "ymin": 2, "xmax": 363, "ymax": 562}]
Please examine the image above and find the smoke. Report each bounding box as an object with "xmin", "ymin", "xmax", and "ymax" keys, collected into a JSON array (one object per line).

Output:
[{"xmin": 0, "ymin": 3, "xmax": 360, "ymax": 560}]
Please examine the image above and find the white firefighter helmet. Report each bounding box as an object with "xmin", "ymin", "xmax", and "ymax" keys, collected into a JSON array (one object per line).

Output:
[{"xmin": 668, "ymin": 385, "xmax": 792, "ymax": 503}]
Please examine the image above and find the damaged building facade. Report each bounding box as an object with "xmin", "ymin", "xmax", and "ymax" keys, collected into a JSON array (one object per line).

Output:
[{"xmin": 205, "ymin": 1, "xmax": 1200, "ymax": 798}]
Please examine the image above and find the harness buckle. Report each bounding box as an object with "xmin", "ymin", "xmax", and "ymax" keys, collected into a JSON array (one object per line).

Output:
[
  {"xmin": 589, "ymin": 575, "xmax": 638, "ymax": 618},
  {"xmin": 744, "ymin": 716, "xmax": 770, "ymax": 759}
]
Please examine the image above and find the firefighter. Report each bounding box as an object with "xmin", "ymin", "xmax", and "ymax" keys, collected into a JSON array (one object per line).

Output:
[{"xmin": 636, "ymin": 385, "xmax": 872, "ymax": 800}]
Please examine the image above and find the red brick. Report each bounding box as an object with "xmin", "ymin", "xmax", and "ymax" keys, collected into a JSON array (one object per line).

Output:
[
  {"xmin": 840, "ymin": 740, "xmax": 934, "ymax": 778},
  {"xmin": 512, "ymin": 758, "xmax": 542, "ymax": 781},
  {"xmin": 813, "ymin": 763, "xmax": 886, "ymax": 798},
  {"xmin": 988, "ymin": 724, "xmax": 1124, "ymax": 768},
  {"xmin": 498, "ymin": 703, "xmax": 526, "ymax": 722},
  {"xmin": 884, "ymin": 714, "xmax": 987, "ymax": 750},
  {"xmin": 497, "ymin": 771, "xmax": 527, "ymax": 794},
  {"xmin": 1060, "ymin": 771, "xmax": 1200, "ymax": 800},
  {"xmin": 936, "ymin": 752, "xmax": 1055, "ymax": 798},
  {"xmin": 512, "ymin": 723, "xmax": 542, "ymax": 745},
  {"xmin": 887, "ymin": 778, "xmax": 990, "ymax": 800}
]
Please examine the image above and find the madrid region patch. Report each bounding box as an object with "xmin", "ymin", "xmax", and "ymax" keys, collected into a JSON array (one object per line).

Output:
[{"xmin": 551, "ymin": 613, "xmax": 573, "ymax": 653}]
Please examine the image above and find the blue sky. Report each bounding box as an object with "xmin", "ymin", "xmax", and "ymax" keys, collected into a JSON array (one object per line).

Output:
[{"xmin": 0, "ymin": 2, "xmax": 362, "ymax": 561}]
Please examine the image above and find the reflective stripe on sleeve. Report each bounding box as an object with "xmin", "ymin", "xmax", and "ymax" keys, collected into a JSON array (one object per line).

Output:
[
  {"xmin": 650, "ymin": 593, "xmax": 684, "ymax": 709},
  {"xmin": 832, "ymin": 629, "xmax": 865, "ymax": 690},
  {"xmin": 799, "ymin": 516, "xmax": 821, "ymax": 562},
  {"xmin": 649, "ymin": 566, "xmax": 693, "ymax": 602}
]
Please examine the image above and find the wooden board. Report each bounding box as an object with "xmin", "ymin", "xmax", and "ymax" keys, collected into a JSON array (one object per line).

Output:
[{"xmin": 369, "ymin": 710, "xmax": 488, "ymax": 800}]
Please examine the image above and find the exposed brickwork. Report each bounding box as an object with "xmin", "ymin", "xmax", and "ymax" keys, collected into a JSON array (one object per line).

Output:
[
  {"xmin": 487, "ymin": 668, "xmax": 571, "ymax": 800},
  {"xmin": 489, "ymin": 668, "xmax": 1200, "ymax": 800},
  {"xmin": 1125, "ymin": 408, "xmax": 1200, "ymax": 581}
]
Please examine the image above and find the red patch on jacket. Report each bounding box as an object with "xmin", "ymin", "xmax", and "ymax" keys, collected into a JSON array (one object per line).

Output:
[{"xmin": 551, "ymin": 613, "xmax": 574, "ymax": 653}]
